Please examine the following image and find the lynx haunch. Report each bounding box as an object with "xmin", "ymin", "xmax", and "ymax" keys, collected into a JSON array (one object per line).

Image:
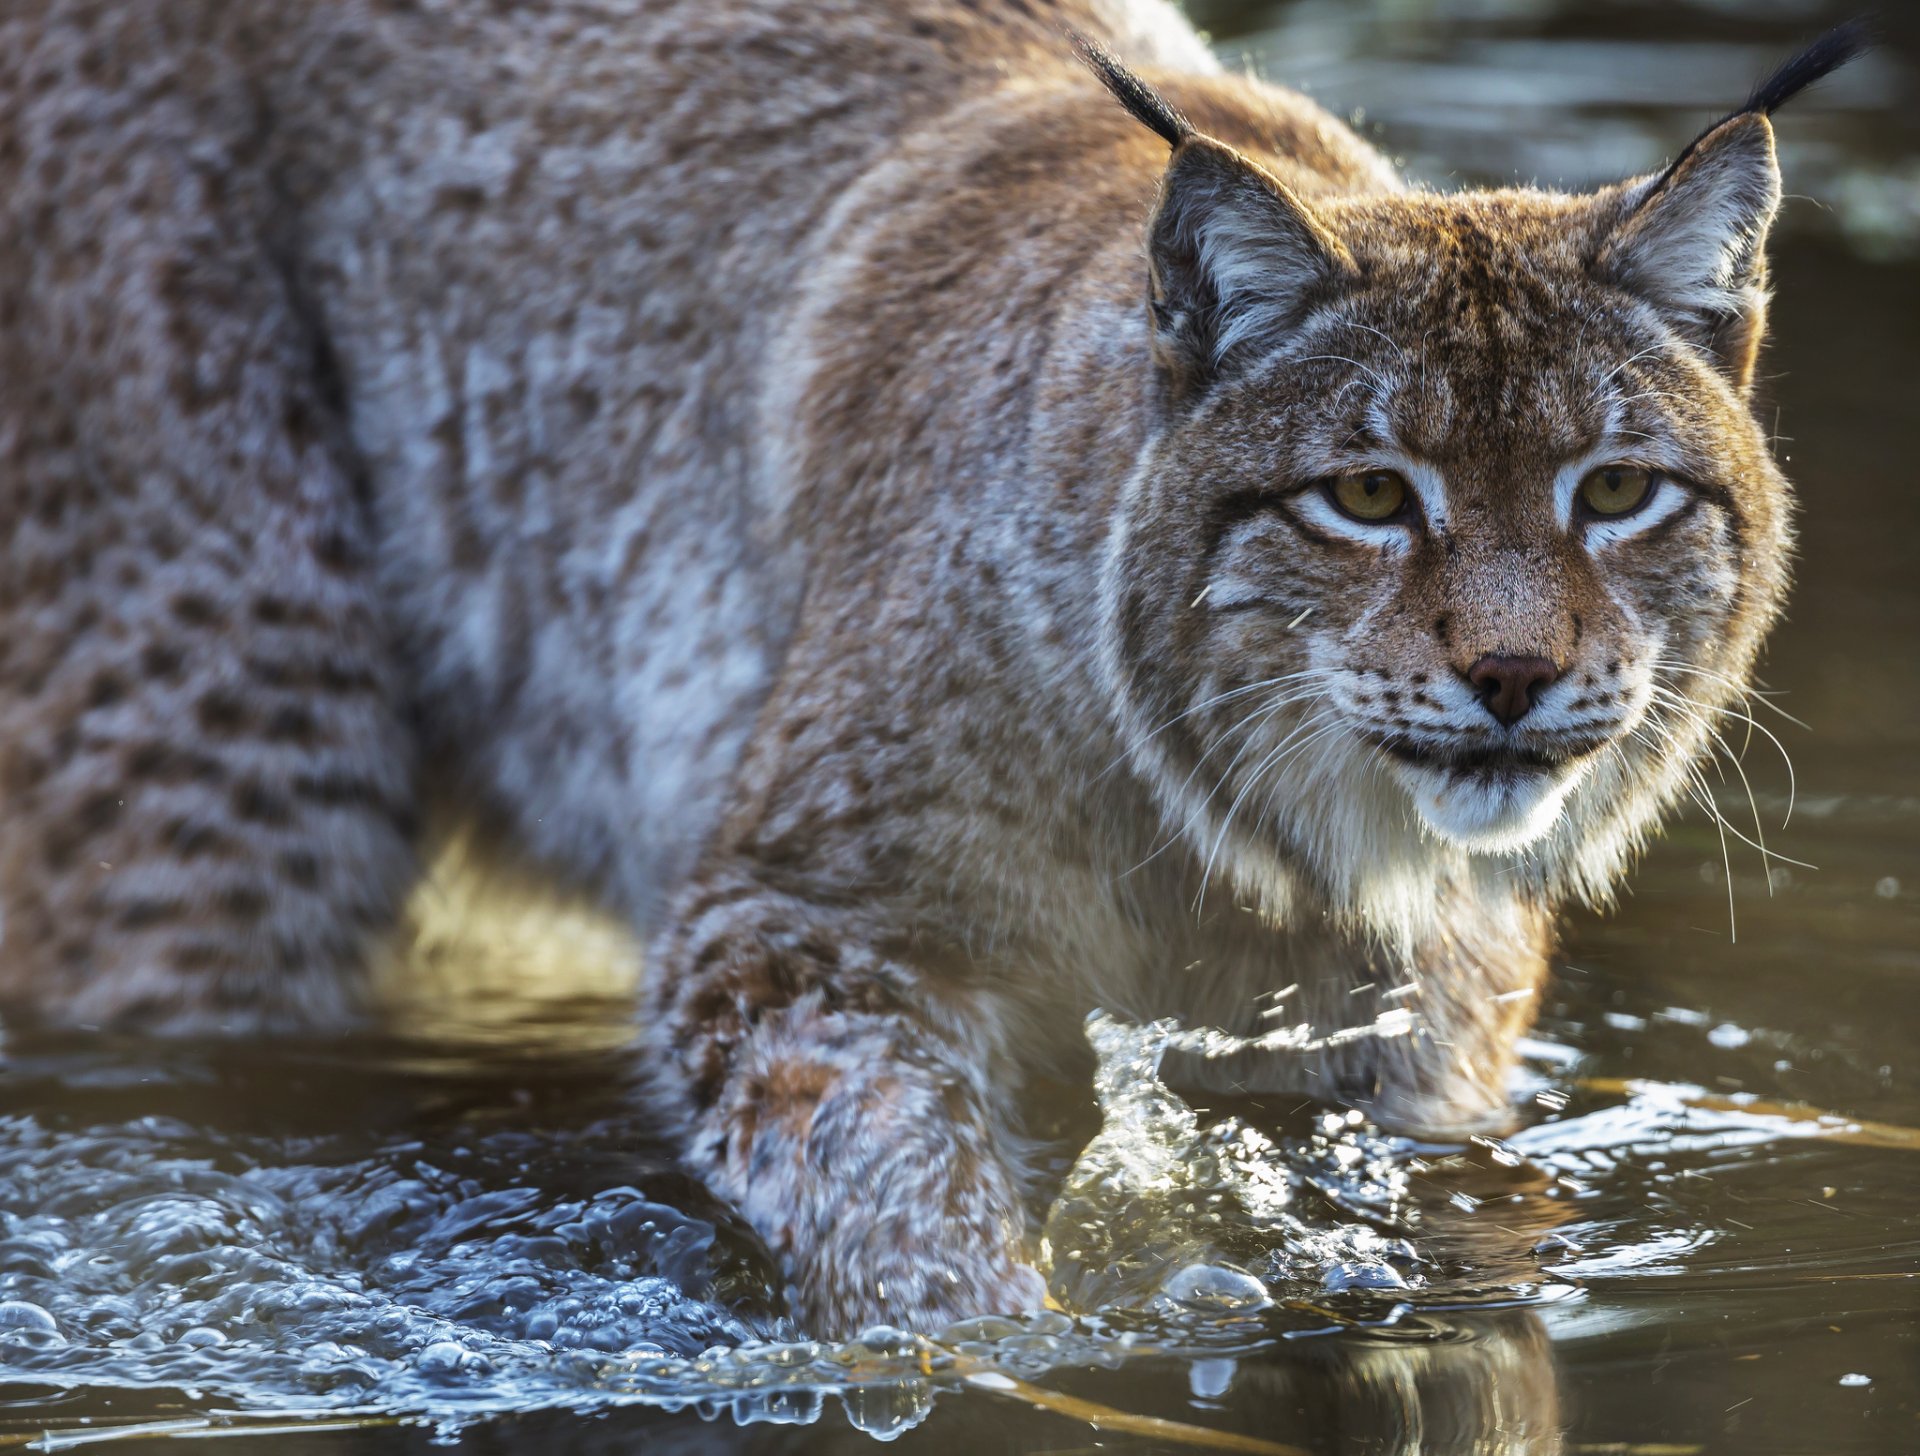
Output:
[{"xmin": 0, "ymin": 3, "xmax": 1862, "ymax": 1334}]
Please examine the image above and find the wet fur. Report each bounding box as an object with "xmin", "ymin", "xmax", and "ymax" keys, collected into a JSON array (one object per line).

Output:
[{"xmin": 0, "ymin": 3, "xmax": 1853, "ymax": 1333}]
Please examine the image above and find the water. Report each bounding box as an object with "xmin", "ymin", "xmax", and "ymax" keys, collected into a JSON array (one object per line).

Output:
[
  {"xmin": 3, "ymin": 999, "xmax": 1914, "ymax": 1452},
  {"xmin": 5, "ymin": 1, "xmax": 1918, "ymax": 1451}
]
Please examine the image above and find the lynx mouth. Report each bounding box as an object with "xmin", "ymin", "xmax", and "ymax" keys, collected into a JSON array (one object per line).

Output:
[
  {"xmin": 1368, "ymin": 733, "xmax": 1609, "ymax": 852},
  {"xmin": 1368, "ymin": 735, "xmax": 1609, "ymax": 778}
]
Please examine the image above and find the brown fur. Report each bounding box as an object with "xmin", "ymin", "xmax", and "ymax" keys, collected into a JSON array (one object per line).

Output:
[{"xmin": 0, "ymin": 1, "xmax": 1827, "ymax": 1334}]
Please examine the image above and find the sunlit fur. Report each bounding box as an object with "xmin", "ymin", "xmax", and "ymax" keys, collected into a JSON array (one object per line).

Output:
[{"xmin": 1, "ymin": 0, "xmax": 1829, "ymax": 1336}]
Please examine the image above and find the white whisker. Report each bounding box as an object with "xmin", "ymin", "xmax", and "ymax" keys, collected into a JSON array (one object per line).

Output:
[{"xmin": 1193, "ymin": 712, "xmax": 1344, "ymax": 913}]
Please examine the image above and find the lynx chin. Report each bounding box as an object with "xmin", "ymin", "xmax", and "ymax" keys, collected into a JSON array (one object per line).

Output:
[{"xmin": 0, "ymin": 3, "xmax": 1863, "ymax": 1335}]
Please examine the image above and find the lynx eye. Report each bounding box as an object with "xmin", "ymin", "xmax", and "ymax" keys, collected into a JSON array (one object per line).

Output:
[
  {"xmin": 1326, "ymin": 469, "xmax": 1410, "ymax": 523},
  {"xmin": 1578, "ymin": 465, "xmax": 1655, "ymax": 518}
]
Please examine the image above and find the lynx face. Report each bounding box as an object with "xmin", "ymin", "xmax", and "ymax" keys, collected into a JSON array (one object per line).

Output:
[{"xmin": 1104, "ymin": 115, "xmax": 1794, "ymax": 935}]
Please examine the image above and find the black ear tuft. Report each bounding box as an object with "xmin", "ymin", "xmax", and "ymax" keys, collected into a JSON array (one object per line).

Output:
[
  {"xmin": 1068, "ymin": 30, "xmax": 1192, "ymax": 149},
  {"xmin": 1745, "ymin": 17, "xmax": 1875, "ymax": 116},
  {"xmin": 1651, "ymin": 19, "xmax": 1872, "ymax": 195}
]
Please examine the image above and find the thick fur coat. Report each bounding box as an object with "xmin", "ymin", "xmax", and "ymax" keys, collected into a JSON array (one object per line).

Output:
[{"xmin": 0, "ymin": 1, "xmax": 1850, "ymax": 1332}]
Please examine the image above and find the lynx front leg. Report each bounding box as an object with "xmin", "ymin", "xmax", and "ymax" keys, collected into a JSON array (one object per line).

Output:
[
  {"xmin": 1355, "ymin": 899, "xmax": 1555, "ymax": 1136},
  {"xmin": 648, "ymin": 878, "xmax": 1047, "ymax": 1336}
]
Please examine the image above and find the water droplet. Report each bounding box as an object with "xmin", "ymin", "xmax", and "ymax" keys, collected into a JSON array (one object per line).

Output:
[
  {"xmin": 942, "ymin": 1315, "xmax": 1024, "ymax": 1343},
  {"xmin": 1188, "ymin": 1357, "xmax": 1236, "ymax": 1399},
  {"xmin": 0, "ymin": 1302, "xmax": 59, "ymax": 1336},
  {"xmin": 1160, "ymin": 1263, "xmax": 1271, "ymax": 1313},
  {"xmin": 416, "ymin": 1341, "xmax": 469, "ymax": 1375},
  {"xmin": 840, "ymin": 1380, "xmax": 934, "ymax": 1438},
  {"xmin": 1321, "ymin": 1261, "xmax": 1408, "ymax": 1293}
]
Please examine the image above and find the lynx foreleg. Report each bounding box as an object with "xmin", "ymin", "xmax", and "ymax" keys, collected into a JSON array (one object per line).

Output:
[{"xmin": 648, "ymin": 879, "xmax": 1046, "ymax": 1336}]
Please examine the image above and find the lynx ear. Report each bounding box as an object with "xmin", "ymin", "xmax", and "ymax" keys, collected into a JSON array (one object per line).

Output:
[
  {"xmin": 1144, "ymin": 139, "xmax": 1354, "ymax": 401},
  {"xmin": 1591, "ymin": 19, "xmax": 1871, "ymax": 392},
  {"xmin": 1072, "ymin": 33, "xmax": 1353, "ymax": 403},
  {"xmin": 1592, "ymin": 114, "xmax": 1782, "ymax": 390}
]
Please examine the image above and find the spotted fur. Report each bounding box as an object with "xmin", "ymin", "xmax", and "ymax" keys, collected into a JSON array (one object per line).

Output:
[{"xmin": 0, "ymin": 3, "xmax": 1856, "ymax": 1333}]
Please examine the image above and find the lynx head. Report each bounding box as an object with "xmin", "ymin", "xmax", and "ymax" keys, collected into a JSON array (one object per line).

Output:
[{"xmin": 1089, "ymin": 28, "xmax": 1867, "ymax": 940}]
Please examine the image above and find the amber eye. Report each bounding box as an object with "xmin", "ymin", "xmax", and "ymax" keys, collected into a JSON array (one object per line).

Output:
[
  {"xmin": 1578, "ymin": 465, "xmax": 1655, "ymax": 518},
  {"xmin": 1327, "ymin": 469, "xmax": 1410, "ymax": 523}
]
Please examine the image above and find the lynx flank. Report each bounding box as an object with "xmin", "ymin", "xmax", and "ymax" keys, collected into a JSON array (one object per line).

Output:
[{"xmin": 0, "ymin": 4, "xmax": 1862, "ymax": 1334}]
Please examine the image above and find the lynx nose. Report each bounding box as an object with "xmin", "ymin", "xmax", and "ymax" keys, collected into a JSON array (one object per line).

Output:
[{"xmin": 1466, "ymin": 654, "xmax": 1559, "ymax": 726}]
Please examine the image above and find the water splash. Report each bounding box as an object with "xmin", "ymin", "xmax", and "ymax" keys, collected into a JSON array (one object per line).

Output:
[
  {"xmin": 1041, "ymin": 1013, "xmax": 1421, "ymax": 1328},
  {"xmin": 0, "ymin": 1105, "xmax": 774, "ymax": 1413},
  {"xmin": 0, "ymin": 1011, "xmax": 1446, "ymax": 1440}
]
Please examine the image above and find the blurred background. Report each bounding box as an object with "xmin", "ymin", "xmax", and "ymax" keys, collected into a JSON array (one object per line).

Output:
[{"xmin": 1, "ymin": 2, "xmax": 1915, "ymax": 1452}]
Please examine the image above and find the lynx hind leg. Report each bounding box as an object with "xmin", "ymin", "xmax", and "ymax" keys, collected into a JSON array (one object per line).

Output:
[
  {"xmin": 0, "ymin": 363, "xmax": 417, "ymax": 1034},
  {"xmin": 0, "ymin": 479, "xmax": 418, "ymax": 1033},
  {"xmin": 0, "ymin": 40, "xmax": 417, "ymax": 1030}
]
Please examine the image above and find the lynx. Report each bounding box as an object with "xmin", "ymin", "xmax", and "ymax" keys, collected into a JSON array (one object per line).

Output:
[{"xmin": 0, "ymin": 2, "xmax": 1861, "ymax": 1334}]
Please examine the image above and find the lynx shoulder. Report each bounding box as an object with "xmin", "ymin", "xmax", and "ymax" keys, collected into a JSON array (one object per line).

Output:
[{"xmin": 0, "ymin": 2, "xmax": 1862, "ymax": 1332}]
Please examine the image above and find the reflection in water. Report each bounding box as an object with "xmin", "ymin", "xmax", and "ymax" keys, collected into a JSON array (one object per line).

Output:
[{"xmin": 1208, "ymin": 1313, "xmax": 1562, "ymax": 1456}]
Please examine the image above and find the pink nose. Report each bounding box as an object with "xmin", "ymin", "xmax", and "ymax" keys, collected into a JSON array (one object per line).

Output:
[{"xmin": 1466, "ymin": 654, "xmax": 1559, "ymax": 726}]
